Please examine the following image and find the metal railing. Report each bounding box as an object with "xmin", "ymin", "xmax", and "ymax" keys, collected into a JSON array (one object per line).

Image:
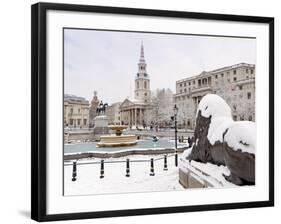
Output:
[{"xmin": 64, "ymin": 152, "xmax": 179, "ymax": 182}]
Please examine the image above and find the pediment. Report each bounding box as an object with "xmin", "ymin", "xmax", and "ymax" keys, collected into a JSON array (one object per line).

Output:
[{"xmin": 120, "ymin": 99, "xmax": 135, "ymax": 108}]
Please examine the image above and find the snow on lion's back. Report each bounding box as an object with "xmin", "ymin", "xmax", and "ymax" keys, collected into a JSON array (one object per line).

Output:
[{"xmin": 224, "ymin": 121, "xmax": 256, "ymax": 154}]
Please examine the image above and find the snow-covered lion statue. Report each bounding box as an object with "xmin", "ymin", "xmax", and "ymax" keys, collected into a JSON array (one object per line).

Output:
[{"xmin": 186, "ymin": 94, "xmax": 256, "ymax": 185}]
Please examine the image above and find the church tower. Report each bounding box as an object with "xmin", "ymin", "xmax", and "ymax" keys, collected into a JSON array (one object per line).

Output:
[{"xmin": 134, "ymin": 43, "xmax": 151, "ymax": 103}]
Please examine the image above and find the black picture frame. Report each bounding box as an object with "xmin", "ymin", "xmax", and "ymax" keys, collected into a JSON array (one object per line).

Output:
[{"xmin": 31, "ymin": 2, "xmax": 274, "ymax": 222}]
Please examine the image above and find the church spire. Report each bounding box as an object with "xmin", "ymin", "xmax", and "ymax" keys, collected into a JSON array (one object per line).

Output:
[
  {"xmin": 137, "ymin": 42, "xmax": 147, "ymax": 75},
  {"xmin": 139, "ymin": 41, "xmax": 145, "ymax": 63},
  {"xmin": 135, "ymin": 42, "xmax": 150, "ymax": 103}
]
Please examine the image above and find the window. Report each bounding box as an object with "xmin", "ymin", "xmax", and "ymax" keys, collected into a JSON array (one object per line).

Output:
[
  {"xmin": 233, "ymin": 70, "xmax": 236, "ymax": 75},
  {"xmin": 179, "ymin": 83, "xmax": 182, "ymax": 87},
  {"xmin": 136, "ymin": 93, "xmax": 139, "ymax": 96},
  {"xmin": 144, "ymin": 81, "xmax": 147, "ymax": 89},
  {"xmin": 70, "ymin": 119, "xmax": 73, "ymax": 125},
  {"xmin": 198, "ymin": 79, "xmax": 201, "ymax": 86},
  {"xmin": 184, "ymin": 82, "xmax": 186, "ymax": 87},
  {"xmin": 233, "ymin": 77, "xmax": 237, "ymax": 81},
  {"xmin": 221, "ymin": 73, "xmax": 224, "ymax": 77},
  {"xmin": 78, "ymin": 109, "xmax": 80, "ymax": 113},
  {"xmin": 193, "ymin": 81, "xmax": 195, "ymax": 84},
  {"xmin": 240, "ymin": 115, "xmax": 244, "ymax": 121},
  {"xmin": 77, "ymin": 119, "xmax": 81, "ymax": 126},
  {"xmin": 70, "ymin": 108, "xmax": 73, "ymax": 114},
  {"xmin": 215, "ymin": 75, "xmax": 218, "ymax": 79},
  {"xmin": 83, "ymin": 119, "xmax": 87, "ymax": 125},
  {"xmin": 233, "ymin": 115, "xmax": 237, "ymax": 121},
  {"xmin": 180, "ymin": 89, "xmax": 182, "ymax": 93},
  {"xmin": 251, "ymin": 69, "xmax": 254, "ymax": 74},
  {"xmin": 144, "ymin": 93, "xmax": 147, "ymax": 96},
  {"xmin": 189, "ymin": 82, "xmax": 191, "ymax": 86},
  {"xmin": 233, "ymin": 105, "xmax": 237, "ymax": 111},
  {"xmin": 144, "ymin": 73, "xmax": 147, "ymax": 77},
  {"xmin": 247, "ymin": 92, "xmax": 251, "ymax": 99},
  {"xmin": 239, "ymin": 85, "xmax": 243, "ymax": 90},
  {"xmin": 184, "ymin": 88, "xmax": 187, "ymax": 92},
  {"xmin": 249, "ymin": 115, "xmax": 253, "ymax": 121},
  {"xmin": 246, "ymin": 68, "xmax": 249, "ymax": 74}
]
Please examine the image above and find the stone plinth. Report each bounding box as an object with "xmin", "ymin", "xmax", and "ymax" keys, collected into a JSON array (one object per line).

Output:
[
  {"xmin": 93, "ymin": 115, "xmax": 109, "ymax": 135},
  {"xmin": 179, "ymin": 158, "xmax": 223, "ymax": 189}
]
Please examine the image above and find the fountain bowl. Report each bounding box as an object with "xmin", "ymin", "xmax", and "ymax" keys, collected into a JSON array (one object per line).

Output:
[{"xmin": 96, "ymin": 125, "xmax": 137, "ymax": 147}]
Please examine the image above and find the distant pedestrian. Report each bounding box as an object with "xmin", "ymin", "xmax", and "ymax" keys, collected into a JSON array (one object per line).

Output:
[{"xmin": 187, "ymin": 136, "xmax": 192, "ymax": 148}]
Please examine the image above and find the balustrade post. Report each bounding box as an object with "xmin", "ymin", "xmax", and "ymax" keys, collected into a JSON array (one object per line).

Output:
[
  {"xmin": 72, "ymin": 161, "xmax": 77, "ymax": 181},
  {"xmin": 163, "ymin": 155, "xmax": 168, "ymax": 171},
  {"xmin": 126, "ymin": 159, "xmax": 130, "ymax": 177},
  {"xmin": 100, "ymin": 160, "xmax": 104, "ymax": 178},
  {"xmin": 150, "ymin": 158, "xmax": 155, "ymax": 176}
]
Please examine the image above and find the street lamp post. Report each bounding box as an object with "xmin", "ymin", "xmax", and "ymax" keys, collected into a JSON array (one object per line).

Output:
[
  {"xmin": 173, "ymin": 104, "xmax": 178, "ymax": 150},
  {"xmin": 173, "ymin": 104, "xmax": 179, "ymax": 167}
]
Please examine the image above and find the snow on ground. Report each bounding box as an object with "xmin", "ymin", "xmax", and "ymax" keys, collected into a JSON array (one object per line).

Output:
[
  {"xmin": 64, "ymin": 150, "xmax": 238, "ymax": 196},
  {"xmin": 197, "ymin": 94, "xmax": 256, "ymax": 154},
  {"xmin": 64, "ymin": 154, "xmax": 184, "ymax": 196}
]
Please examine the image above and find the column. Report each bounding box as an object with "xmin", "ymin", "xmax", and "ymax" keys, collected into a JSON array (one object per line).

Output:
[
  {"xmin": 128, "ymin": 110, "xmax": 130, "ymax": 126},
  {"xmin": 140, "ymin": 109, "xmax": 143, "ymax": 127},
  {"xmin": 129, "ymin": 110, "xmax": 132, "ymax": 126},
  {"xmin": 120, "ymin": 110, "xmax": 123, "ymax": 125},
  {"xmin": 134, "ymin": 108, "xmax": 137, "ymax": 127}
]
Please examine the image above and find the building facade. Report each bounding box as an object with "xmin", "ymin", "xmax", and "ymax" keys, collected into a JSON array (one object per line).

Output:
[
  {"xmin": 120, "ymin": 43, "xmax": 152, "ymax": 128},
  {"xmin": 175, "ymin": 63, "xmax": 255, "ymax": 129},
  {"xmin": 64, "ymin": 94, "xmax": 90, "ymax": 129}
]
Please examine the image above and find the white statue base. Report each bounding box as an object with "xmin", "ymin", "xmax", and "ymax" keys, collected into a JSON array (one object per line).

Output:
[{"xmin": 93, "ymin": 115, "xmax": 109, "ymax": 135}]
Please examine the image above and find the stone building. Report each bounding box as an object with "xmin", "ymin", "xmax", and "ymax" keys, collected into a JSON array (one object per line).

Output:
[
  {"xmin": 89, "ymin": 91, "xmax": 100, "ymax": 128},
  {"xmin": 120, "ymin": 43, "xmax": 152, "ymax": 127},
  {"xmin": 64, "ymin": 94, "xmax": 89, "ymax": 129},
  {"xmin": 175, "ymin": 63, "xmax": 255, "ymax": 129},
  {"xmin": 106, "ymin": 102, "xmax": 122, "ymax": 125}
]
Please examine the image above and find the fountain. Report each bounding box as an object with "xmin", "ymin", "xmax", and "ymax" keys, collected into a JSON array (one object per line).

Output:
[{"xmin": 97, "ymin": 125, "xmax": 137, "ymax": 147}]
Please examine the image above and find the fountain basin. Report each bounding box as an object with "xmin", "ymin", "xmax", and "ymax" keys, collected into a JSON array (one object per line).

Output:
[
  {"xmin": 96, "ymin": 135, "xmax": 137, "ymax": 147},
  {"xmin": 108, "ymin": 125, "xmax": 127, "ymax": 136}
]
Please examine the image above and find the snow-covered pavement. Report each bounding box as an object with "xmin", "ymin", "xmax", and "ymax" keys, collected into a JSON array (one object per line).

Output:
[{"xmin": 64, "ymin": 154, "xmax": 184, "ymax": 196}]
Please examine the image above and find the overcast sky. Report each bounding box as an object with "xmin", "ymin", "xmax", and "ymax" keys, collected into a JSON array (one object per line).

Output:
[{"xmin": 64, "ymin": 29, "xmax": 256, "ymax": 104}]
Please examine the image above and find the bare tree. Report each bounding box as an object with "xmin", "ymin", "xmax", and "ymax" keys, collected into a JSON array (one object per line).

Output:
[{"xmin": 146, "ymin": 88, "xmax": 174, "ymax": 130}]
